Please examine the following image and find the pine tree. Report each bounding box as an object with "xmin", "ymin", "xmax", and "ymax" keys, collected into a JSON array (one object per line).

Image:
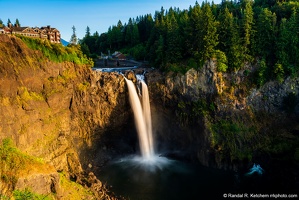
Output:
[
  {"xmin": 85, "ymin": 26, "xmax": 91, "ymax": 37},
  {"xmin": 116, "ymin": 21, "xmax": 123, "ymax": 48},
  {"xmin": 155, "ymin": 35, "xmax": 165, "ymax": 67},
  {"xmin": 218, "ymin": 7, "xmax": 243, "ymax": 70},
  {"xmin": 276, "ymin": 18, "xmax": 290, "ymax": 74},
  {"xmin": 138, "ymin": 14, "xmax": 154, "ymax": 43},
  {"xmin": 70, "ymin": 25, "xmax": 78, "ymax": 45},
  {"xmin": 179, "ymin": 10, "xmax": 192, "ymax": 58},
  {"xmin": 147, "ymin": 17, "xmax": 161, "ymax": 64},
  {"xmin": 282, "ymin": 9, "xmax": 299, "ymax": 76},
  {"xmin": 125, "ymin": 18, "xmax": 133, "ymax": 46},
  {"xmin": 189, "ymin": 1, "xmax": 202, "ymax": 54},
  {"xmin": 15, "ymin": 18, "xmax": 20, "ymax": 27},
  {"xmin": 199, "ymin": 2, "xmax": 219, "ymax": 63},
  {"xmin": 165, "ymin": 11, "xmax": 182, "ymax": 63},
  {"xmin": 131, "ymin": 23, "xmax": 140, "ymax": 46},
  {"xmin": 107, "ymin": 26, "xmax": 113, "ymax": 49},
  {"xmin": 218, "ymin": 7, "xmax": 233, "ymax": 51},
  {"xmin": 81, "ymin": 42, "xmax": 91, "ymax": 57},
  {"xmin": 7, "ymin": 18, "xmax": 11, "ymax": 27},
  {"xmin": 254, "ymin": 8, "xmax": 277, "ymax": 64},
  {"xmin": 94, "ymin": 31, "xmax": 99, "ymax": 37},
  {"xmin": 241, "ymin": 0, "xmax": 254, "ymax": 62}
]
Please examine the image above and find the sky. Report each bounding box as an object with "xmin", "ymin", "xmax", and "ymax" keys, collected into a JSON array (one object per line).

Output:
[{"xmin": 0, "ymin": 0, "xmax": 221, "ymax": 41}]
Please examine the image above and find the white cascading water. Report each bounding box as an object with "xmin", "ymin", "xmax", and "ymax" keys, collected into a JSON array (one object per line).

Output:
[
  {"xmin": 124, "ymin": 75, "xmax": 155, "ymax": 161},
  {"xmin": 140, "ymin": 81, "xmax": 154, "ymax": 154}
]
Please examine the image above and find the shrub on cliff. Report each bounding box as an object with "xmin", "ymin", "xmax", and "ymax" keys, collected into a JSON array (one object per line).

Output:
[
  {"xmin": 0, "ymin": 138, "xmax": 45, "ymax": 195},
  {"xmin": 17, "ymin": 35, "xmax": 93, "ymax": 66},
  {"xmin": 13, "ymin": 188, "xmax": 51, "ymax": 200},
  {"xmin": 210, "ymin": 119, "xmax": 259, "ymax": 162},
  {"xmin": 1, "ymin": 139, "xmax": 39, "ymax": 179}
]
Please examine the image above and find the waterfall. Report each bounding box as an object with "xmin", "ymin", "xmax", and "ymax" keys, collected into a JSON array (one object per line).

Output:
[{"xmin": 124, "ymin": 75, "xmax": 155, "ymax": 160}]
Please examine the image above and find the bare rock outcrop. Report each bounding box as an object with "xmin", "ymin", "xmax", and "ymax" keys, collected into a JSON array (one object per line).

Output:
[
  {"xmin": 0, "ymin": 35, "xmax": 127, "ymax": 199},
  {"xmin": 15, "ymin": 173, "xmax": 60, "ymax": 196},
  {"xmin": 146, "ymin": 60, "xmax": 299, "ymax": 171},
  {"xmin": 247, "ymin": 77, "xmax": 299, "ymax": 113}
]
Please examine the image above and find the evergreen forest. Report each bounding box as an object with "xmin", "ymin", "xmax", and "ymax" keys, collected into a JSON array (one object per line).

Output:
[{"xmin": 80, "ymin": 0, "xmax": 299, "ymax": 86}]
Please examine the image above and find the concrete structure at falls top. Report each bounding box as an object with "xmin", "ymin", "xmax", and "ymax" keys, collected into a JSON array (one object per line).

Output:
[{"xmin": 124, "ymin": 75, "xmax": 155, "ymax": 161}]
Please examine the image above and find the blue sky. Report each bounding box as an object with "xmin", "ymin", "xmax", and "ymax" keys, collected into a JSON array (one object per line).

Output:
[{"xmin": 0, "ymin": 0, "xmax": 221, "ymax": 41}]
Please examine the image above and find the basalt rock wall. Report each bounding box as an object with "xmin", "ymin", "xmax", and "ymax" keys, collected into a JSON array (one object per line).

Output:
[{"xmin": 146, "ymin": 60, "xmax": 299, "ymax": 171}]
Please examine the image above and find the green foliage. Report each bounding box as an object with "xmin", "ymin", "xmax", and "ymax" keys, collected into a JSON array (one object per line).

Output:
[
  {"xmin": 213, "ymin": 50, "xmax": 228, "ymax": 72},
  {"xmin": 199, "ymin": 2, "xmax": 219, "ymax": 63},
  {"xmin": 176, "ymin": 101, "xmax": 190, "ymax": 126},
  {"xmin": 254, "ymin": 8, "xmax": 276, "ymax": 62},
  {"xmin": 154, "ymin": 35, "xmax": 165, "ymax": 67},
  {"xmin": 163, "ymin": 62, "xmax": 193, "ymax": 74},
  {"xmin": 77, "ymin": 0, "xmax": 299, "ymax": 77},
  {"xmin": 192, "ymin": 99, "xmax": 210, "ymax": 118},
  {"xmin": 176, "ymin": 98, "xmax": 213, "ymax": 125},
  {"xmin": 0, "ymin": 194, "xmax": 10, "ymax": 200},
  {"xmin": 0, "ymin": 138, "xmax": 25, "ymax": 185},
  {"xmin": 69, "ymin": 25, "xmax": 78, "ymax": 45},
  {"xmin": 256, "ymin": 59, "xmax": 268, "ymax": 87},
  {"xmin": 164, "ymin": 63, "xmax": 185, "ymax": 74},
  {"xmin": 18, "ymin": 87, "xmax": 44, "ymax": 102},
  {"xmin": 274, "ymin": 63, "xmax": 285, "ymax": 83},
  {"xmin": 218, "ymin": 6, "xmax": 243, "ymax": 71},
  {"xmin": 58, "ymin": 172, "xmax": 94, "ymax": 199},
  {"xmin": 241, "ymin": 0, "xmax": 254, "ymax": 61},
  {"xmin": 211, "ymin": 119, "xmax": 258, "ymax": 161},
  {"xmin": 0, "ymin": 19, "xmax": 4, "ymax": 28},
  {"xmin": 0, "ymin": 138, "xmax": 43, "ymax": 186},
  {"xmin": 77, "ymin": 81, "xmax": 90, "ymax": 91},
  {"xmin": 267, "ymin": 132, "xmax": 299, "ymax": 161},
  {"xmin": 123, "ymin": 43, "xmax": 146, "ymax": 61},
  {"xmin": 187, "ymin": 58, "xmax": 197, "ymax": 69},
  {"xmin": 13, "ymin": 188, "xmax": 52, "ymax": 200},
  {"xmin": 18, "ymin": 36, "xmax": 93, "ymax": 66}
]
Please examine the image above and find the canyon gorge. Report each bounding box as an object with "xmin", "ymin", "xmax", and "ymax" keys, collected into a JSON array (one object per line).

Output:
[{"xmin": 0, "ymin": 35, "xmax": 298, "ymax": 199}]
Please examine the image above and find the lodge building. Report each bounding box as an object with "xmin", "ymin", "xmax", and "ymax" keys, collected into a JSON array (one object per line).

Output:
[{"xmin": 0, "ymin": 24, "xmax": 61, "ymax": 43}]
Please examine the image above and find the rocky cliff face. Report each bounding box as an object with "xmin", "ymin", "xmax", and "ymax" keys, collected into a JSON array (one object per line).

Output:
[
  {"xmin": 146, "ymin": 60, "xmax": 299, "ymax": 173},
  {"xmin": 0, "ymin": 35, "xmax": 129, "ymax": 199},
  {"xmin": 1, "ymin": 34, "xmax": 298, "ymax": 197}
]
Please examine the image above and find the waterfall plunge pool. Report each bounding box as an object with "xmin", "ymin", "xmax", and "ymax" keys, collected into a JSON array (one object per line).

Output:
[
  {"xmin": 98, "ymin": 75, "xmax": 236, "ymax": 199},
  {"xmin": 97, "ymin": 154, "xmax": 298, "ymax": 199},
  {"xmin": 97, "ymin": 155, "xmax": 235, "ymax": 200},
  {"xmin": 96, "ymin": 73, "xmax": 297, "ymax": 199}
]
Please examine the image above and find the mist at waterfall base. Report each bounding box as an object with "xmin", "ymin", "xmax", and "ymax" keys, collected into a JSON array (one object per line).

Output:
[
  {"xmin": 99, "ymin": 156, "xmax": 236, "ymax": 199},
  {"xmin": 97, "ymin": 74, "xmax": 293, "ymax": 199},
  {"xmin": 97, "ymin": 75, "xmax": 229, "ymax": 199}
]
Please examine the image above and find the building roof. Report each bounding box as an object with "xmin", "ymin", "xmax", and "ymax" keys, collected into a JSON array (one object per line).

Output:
[
  {"xmin": 113, "ymin": 51, "xmax": 126, "ymax": 60},
  {"xmin": 40, "ymin": 26, "xmax": 59, "ymax": 33},
  {"xmin": 1, "ymin": 25, "xmax": 61, "ymax": 43}
]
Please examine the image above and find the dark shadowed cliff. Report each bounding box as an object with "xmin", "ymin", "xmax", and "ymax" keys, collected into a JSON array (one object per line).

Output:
[{"xmin": 145, "ymin": 60, "xmax": 299, "ymax": 192}]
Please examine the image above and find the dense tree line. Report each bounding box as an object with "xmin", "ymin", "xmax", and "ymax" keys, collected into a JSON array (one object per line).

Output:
[{"xmin": 80, "ymin": 0, "xmax": 299, "ymax": 84}]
